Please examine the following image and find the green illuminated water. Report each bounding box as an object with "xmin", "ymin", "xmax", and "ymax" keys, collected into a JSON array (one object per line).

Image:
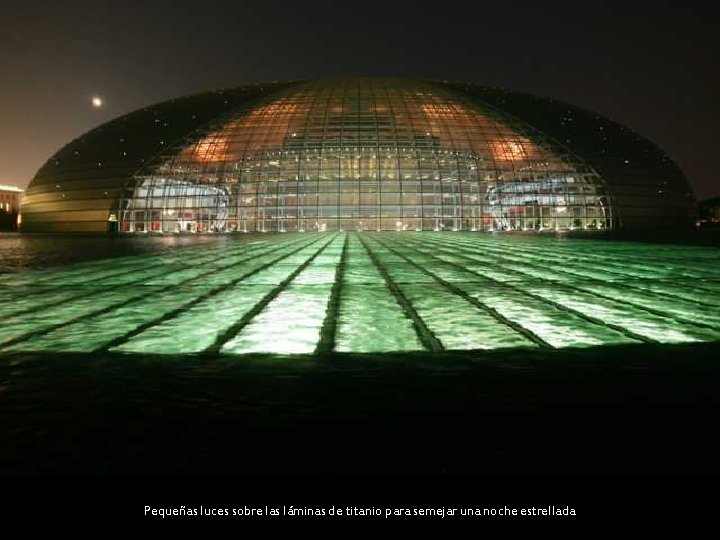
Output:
[{"xmin": 1, "ymin": 232, "xmax": 719, "ymax": 356}]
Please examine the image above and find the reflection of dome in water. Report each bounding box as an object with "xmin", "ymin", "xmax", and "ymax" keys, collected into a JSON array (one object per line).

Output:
[{"xmin": 21, "ymin": 77, "xmax": 696, "ymax": 233}]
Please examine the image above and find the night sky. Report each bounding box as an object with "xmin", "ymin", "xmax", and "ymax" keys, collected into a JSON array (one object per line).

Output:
[{"xmin": 1, "ymin": 1, "xmax": 718, "ymax": 199}]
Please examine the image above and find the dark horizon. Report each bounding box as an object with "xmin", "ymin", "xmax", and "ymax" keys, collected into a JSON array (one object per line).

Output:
[{"xmin": 1, "ymin": 1, "xmax": 718, "ymax": 199}]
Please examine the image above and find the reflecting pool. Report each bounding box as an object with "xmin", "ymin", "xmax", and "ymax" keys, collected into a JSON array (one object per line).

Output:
[{"xmin": 1, "ymin": 232, "xmax": 719, "ymax": 355}]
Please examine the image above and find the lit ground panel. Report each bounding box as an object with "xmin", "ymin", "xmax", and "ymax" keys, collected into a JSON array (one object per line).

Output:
[
  {"xmin": 220, "ymin": 235, "xmax": 343, "ymax": 354},
  {"xmin": 1, "ymin": 234, "xmax": 321, "ymax": 352},
  {"xmin": 363, "ymin": 236, "xmax": 538, "ymax": 350},
  {"xmin": 0, "ymin": 232, "xmax": 718, "ymax": 356},
  {"xmin": 113, "ymin": 286, "xmax": 274, "ymax": 354},
  {"xmin": 404, "ymin": 234, "xmax": 719, "ymax": 343},
  {"xmin": 395, "ymin": 235, "xmax": 720, "ymax": 342},
  {"xmin": 0, "ymin": 243, "xmax": 213, "ymax": 287},
  {"xmin": 334, "ymin": 236, "xmax": 423, "ymax": 353}
]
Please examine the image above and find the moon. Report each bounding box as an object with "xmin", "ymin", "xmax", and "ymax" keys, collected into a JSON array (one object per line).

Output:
[{"xmin": 91, "ymin": 96, "xmax": 103, "ymax": 108}]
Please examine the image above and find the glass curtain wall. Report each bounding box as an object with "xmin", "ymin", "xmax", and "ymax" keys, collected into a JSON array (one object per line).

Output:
[{"xmin": 119, "ymin": 78, "xmax": 611, "ymax": 233}]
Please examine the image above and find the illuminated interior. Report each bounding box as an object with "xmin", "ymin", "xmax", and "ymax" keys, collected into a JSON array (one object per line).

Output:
[
  {"xmin": 1, "ymin": 233, "xmax": 718, "ymax": 356},
  {"xmin": 119, "ymin": 78, "xmax": 611, "ymax": 233}
]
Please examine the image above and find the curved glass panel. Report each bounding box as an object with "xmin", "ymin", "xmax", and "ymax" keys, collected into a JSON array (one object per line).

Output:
[{"xmin": 119, "ymin": 77, "xmax": 612, "ymax": 233}]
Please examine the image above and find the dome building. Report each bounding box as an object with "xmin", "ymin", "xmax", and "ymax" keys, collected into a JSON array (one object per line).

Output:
[{"xmin": 20, "ymin": 77, "xmax": 696, "ymax": 233}]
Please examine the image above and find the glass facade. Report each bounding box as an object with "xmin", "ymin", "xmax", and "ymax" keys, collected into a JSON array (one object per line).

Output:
[
  {"xmin": 450, "ymin": 83, "xmax": 697, "ymax": 229},
  {"xmin": 119, "ymin": 78, "xmax": 611, "ymax": 233}
]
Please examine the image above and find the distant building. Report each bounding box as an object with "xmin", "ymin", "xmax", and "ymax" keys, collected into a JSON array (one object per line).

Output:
[
  {"xmin": 0, "ymin": 184, "xmax": 23, "ymax": 231},
  {"xmin": 21, "ymin": 76, "xmax": 696, "ymax": 233},
  {"xmin": 698, "ymin": 196, "xmax": 720, "ymax": 227}
]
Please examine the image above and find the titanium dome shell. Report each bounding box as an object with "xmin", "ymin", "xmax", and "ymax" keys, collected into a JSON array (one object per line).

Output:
[{"xmin": 20, "ymin": 76, "xmax": 696, "ymax": 233}]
